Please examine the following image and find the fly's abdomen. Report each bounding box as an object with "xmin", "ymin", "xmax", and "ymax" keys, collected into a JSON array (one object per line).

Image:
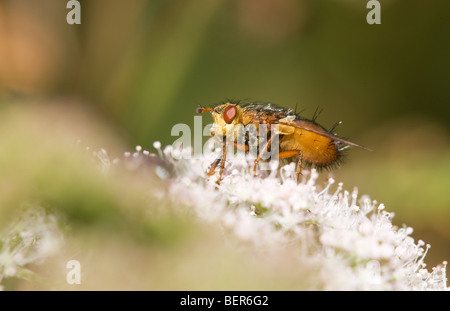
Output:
[{"xmin": 280, "ymin": 129, "xmax": 340, "ymax": 168}]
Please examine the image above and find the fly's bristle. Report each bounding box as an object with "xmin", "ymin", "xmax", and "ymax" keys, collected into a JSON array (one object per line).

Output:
[
  {"xmin": 338, "ymin": 145, "xmax": 350, "ymax": 152},
  {"xmin": 312, "ymin": 106, "xmax": 324, "ymax": 122},
  {"xmin": 328, "ymin": 121, "xmax": 342, "ymax": 133}
]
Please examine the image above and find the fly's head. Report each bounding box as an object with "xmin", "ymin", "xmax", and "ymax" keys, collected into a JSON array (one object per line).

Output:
[{"xmin": 197, "ymin": 102, "xmax": 243, "ymax": 140}]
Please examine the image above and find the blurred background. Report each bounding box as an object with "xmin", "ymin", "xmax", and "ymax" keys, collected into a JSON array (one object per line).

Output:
[{"xmin": 0, "ymin": 0, "xmax": 449, "ymax": 287}]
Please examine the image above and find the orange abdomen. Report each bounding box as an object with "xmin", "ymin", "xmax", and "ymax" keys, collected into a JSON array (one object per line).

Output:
[{"xmin": 280, "ymin": 128, "xmax": 340, "ymax": 167}]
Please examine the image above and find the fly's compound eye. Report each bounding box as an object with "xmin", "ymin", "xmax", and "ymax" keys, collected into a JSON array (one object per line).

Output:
[{"xmin": 223, "ymin": 105, "xmax": 237, "ymax": 124}]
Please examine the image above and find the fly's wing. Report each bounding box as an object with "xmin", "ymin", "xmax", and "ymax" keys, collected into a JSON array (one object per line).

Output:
[
  {"xmin": 278, "ymin": 116, "xmax": 372, "ymax": 151},
  {"xmin": 241, "ymin": 103, "xmax": 291, "ymax": 126}
]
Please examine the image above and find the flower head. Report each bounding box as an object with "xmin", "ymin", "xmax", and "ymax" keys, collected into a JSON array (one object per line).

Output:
[{"xmin": 124, "ymin": 140, "xmax": 448, "ymax": 290}]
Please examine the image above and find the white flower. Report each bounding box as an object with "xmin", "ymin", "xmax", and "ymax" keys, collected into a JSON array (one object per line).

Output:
[
  {"xmin": 4, "ymin": 140, "xmax": 446, "ymax": 291},
  {"xmin": 0, "ymin": 206, "xmax": 63, "ymax": 286},
  {"xmin": 138, "ymin": 140, "xmax": 448, "ymax": 291}
]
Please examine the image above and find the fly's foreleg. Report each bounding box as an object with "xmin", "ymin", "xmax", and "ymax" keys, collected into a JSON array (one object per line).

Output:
[
  {"xmin": 207, "ymin": 133, "xmax": 248, "ymax": 183},
  {"xmin": 217, "ymin": 140, "xmax": 227, "ymax": 184},
  {"xmin": 207, "ymin": 156, "xmax": 222, "ymax": 176}
]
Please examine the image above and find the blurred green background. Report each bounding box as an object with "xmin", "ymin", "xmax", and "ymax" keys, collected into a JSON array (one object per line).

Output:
[{"xmin": 0, "ymin": 0, "xmax": 449, "ymax": 285}]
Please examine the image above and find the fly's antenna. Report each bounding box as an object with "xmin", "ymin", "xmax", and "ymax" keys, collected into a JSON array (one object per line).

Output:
[{"xmin": 196, "ymin": 106, "xmax": 213, "ymax": 114}]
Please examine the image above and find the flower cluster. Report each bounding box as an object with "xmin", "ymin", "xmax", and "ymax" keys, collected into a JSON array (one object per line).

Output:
[
  {"xmin": 122, "ymin": 141, "xmax": 448, "ymax": 290},
  {"xmin": 0, "ymin": 206, "xmax": 63, "ymax": 289},
  {"xmin": 1, "ymin": 139, "xmax": 447, "ymax": 291}
]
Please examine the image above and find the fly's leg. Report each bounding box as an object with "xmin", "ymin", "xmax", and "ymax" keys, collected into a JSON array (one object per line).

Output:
[
  {"xmin": 295, "ymin": 150, "xmax": 303, "ymax": 182},
  {"xmin": 207, "ymin": 156, "xmax": 222, "ymax": 176},
  {"xmin": 253, "ymin": 133, "xmax": 278, "ymax": 177},
  {"xmin": 278, "ymin": 150, "xmax": 303, "ymax": 182},
  {"xmin": 208, "ymin": 142, "xmax": 247, "ymax": 177},
  {"xmin": 229, "ymin": 141, "xmax": 249, "ymax": 152},
  {"xmin": 217, "ymin": 140, "xmax": 227, "ymax": 184},
  {"xmin": 208, "ymin": 135, "xmax": 247, "ymax": 182}
]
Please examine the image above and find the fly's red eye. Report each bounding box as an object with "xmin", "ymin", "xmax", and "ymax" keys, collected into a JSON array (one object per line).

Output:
[{"xmin": 223, "ymin": 105, "xmax": 237, "ymax": 124}]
